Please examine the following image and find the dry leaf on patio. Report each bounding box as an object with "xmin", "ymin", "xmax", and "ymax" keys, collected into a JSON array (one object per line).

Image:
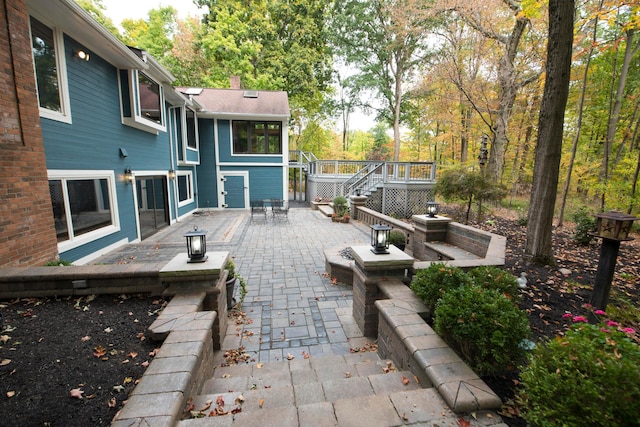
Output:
[
  {"xmin": 401, "ymin": 376, "xmax": 410, "ymax": 385},
  {"xmin": 0, "ymin": 335, "xmax": 11, "ymax": 343},
  {"xmin": 258, "ymin": 398, "xmax": 265, "ymax": 408},
  {"xmin": 93, "ymin": 346, "xmax": 107, "ymax": 358},
  {"xmin": 80, "ymin": 335, "xmax": 91, "ymax": 342},
  {"xmin": 0, "ymin": 359, "xmax": 11, "ymax": 366},
  {"xmin": 69, "ymin": 388, "xmax": 84, "ymax": 399},
  {"xmin": 6, "ymin": 391, "xmax": 16, "ymax": 398},
  {"xmin": 108, "ymin": 397, "xmax": 117, "ymax": 408}
]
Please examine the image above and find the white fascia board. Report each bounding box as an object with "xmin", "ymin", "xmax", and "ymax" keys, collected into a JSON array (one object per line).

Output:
[{"xmin": 196, "ymin": 112, "xmax": 291, "ymax": 121}]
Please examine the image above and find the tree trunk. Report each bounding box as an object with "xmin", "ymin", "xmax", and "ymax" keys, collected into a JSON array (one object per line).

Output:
[
  {"xmin": 557, "ymin": 2, "xmax": 601, "ymax": 227},
  {"xmin": 525, "ymin": 0, "xmax": 574, "ymax": 264},
  {"xmin": 600, "ymin": 29, "xmax": 638, "ymax": 209}
]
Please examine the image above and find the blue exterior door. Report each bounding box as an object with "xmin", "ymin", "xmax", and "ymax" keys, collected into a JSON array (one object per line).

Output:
[{"xmin": 223, "ymin": 174, "xmax": 246, "ymax": 208}]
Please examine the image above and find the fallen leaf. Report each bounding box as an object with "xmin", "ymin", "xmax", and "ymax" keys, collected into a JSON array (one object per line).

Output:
[
  {"xmin": 256, "ymin": 363, "xmax": 264, "ymax": 369},
  {"xmin": 401, "ymin": 376, "xmax": 410, "ymax": 385},
  {"xmin": 141, "ymin": 361, "xmax": 150, "ymax": 368},
  {"xmin": 123, "ymin": 377, "xmax": 133, "ymax": 384},
  {"xmin": 222, "ymin": 373, "xmax": 231, "ymax": 379},
  {"xmin": 104, "ymin": 327, "xmax": 113, "ymax": 333},
  {"xmin": 286, "ymin": 353, "xmax": 294, "ymax": 360},
  {"xmin": 108, "ymin": 397, "xmax": 117, "ymax": 408},
  {"xmin": 80, "ymin": 335, "xmax": 91, "ymax": 342},
  {"xmin": 401, "ymin": 413, "xmax": 409, "ymax": 421},
  {"xmin": 235, "ymin": 394, "xmax": 245, "ymax": 404},
  {"xmin": 0, "ymin": 359, "xmax": 11, "ymax": 366},
  {"xmin": 344, "ymin": 371, "xmax": 351, "ymax": 378},
  {"xmin": 113, "ymin": 385, "xmax": 125, "ymax": 393},
  {"xmin": 0, "ymin": 335, "xmax": 10, "ymax": 343},
  {"xmin": 457, "ymin": 417, "xmax": 471, "ymax": 427},
  {"xmin": 69, "ymin": 388, "xmax": 84, "ymax": 399},
  {"xmin": 258, "ymin": 398, "xmax": 265, "ymax": 408},
  {"xmin": 93, "ymin": 345, "xmax": 107, "ymax": 358},
  {"xmin": 6, "ymin": 391, "xmax": 16, "ymax": 398},
  {"xmin": 199, "ymin": 400, "xmax": 213, "ymax": 411},
  {"xmin": 128, "ymin": 351, "xmax": 138, "ymax": 359}
]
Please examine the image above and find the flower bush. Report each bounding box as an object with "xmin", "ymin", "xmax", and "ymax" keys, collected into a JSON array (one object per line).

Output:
[
  {"xmin": 410, "ymin": 263, "xmax": 473, "ymax": 314},
  {"xmin": 434, "ymin": 286, "xmax": 531, "ymax": 376},
  {"xmin": 467, "ymin": 265, "xmax": 520, "ymax": 301},
  {"xmin": 519, "ymin": 312, "xmax": 640, "ymax": 427}
]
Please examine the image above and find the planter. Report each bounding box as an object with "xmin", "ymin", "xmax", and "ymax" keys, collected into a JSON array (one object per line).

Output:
[
  {"xmin": 226, "ymin": 276, "xmax": 237, "ymax": 309},
  {"xmin": 342, "ymin": 217, "xmax": 350, "ymax": 223},
  {"xmin": 331, "ymin": 216, "xmax": 340, "ymax": 222},
  {"xmin": 392, "ymin": 243, "xmax": 405, "ymax": 251}
]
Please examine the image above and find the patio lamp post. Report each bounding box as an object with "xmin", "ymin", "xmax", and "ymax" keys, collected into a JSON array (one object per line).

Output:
[
  {"xmin": 426, "ymin": 201, "xmax": 439, "ymax": 218},
  {"xmin": 589, "ymin": 211, "xmax": 638, "ymax": 311},
  {"xmin": 184, "ymin": 226, "xmax": 208, "ymax": 263},
  {"xmin": 370, "ymin": 224, "xmax": 391, "ymax": 254}
]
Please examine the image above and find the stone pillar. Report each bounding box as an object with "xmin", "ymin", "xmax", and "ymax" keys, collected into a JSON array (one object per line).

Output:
[
  {"xmin": 349, "ymin": 195, "xmax": 368, "ymax": 220},
  {"xmin": 411, "ymin": 215, "xmax": 451, "ymax": 261},
  {"xmin": 350, "ymin": 245, "xmax": 414, "ymax": 337},
  {"xmin": 159, "ymin": 252, "xmax": 229, "ymax": 350}
]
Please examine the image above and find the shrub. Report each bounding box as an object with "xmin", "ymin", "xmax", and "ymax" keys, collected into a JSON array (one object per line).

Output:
[
  {"xmin": 519, "ymin": 321, "xmax": 640, "ymax": 427},
  {"xmin": 410, "ymin": 263, "xmax": 472, "ymax": 314},
  {"xmin": 389, "ymin": 230, "xmax": 407, "ymax": 246},
  {"xmin": 332, "ymin": 196, "xmax": 348, "ymax": 217},
  {"xmin": 468, "ymin": 266, "xmax": 520, "ymax": 301},
  {"xmin": 434, "ymin": 286, "xmax": 531, "ymax": 376},
  {"xmin": 571, "ymin": 206, "xmax": 596, "ymax": 246}
]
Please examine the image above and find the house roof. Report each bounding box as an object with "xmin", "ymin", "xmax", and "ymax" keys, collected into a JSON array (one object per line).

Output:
[{"xmin": 177, "ymin": 88, "xmax": 290, "ymax": 118}]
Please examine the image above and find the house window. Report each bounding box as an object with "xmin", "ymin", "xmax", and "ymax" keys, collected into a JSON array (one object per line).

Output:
[
  {"xmin": 30, "ymin": 16, "xmax": 71, "ymax": 123},
  {"xmin": 177, "ymin": 172, "xmax": 194, "ymax": 207},
  {"xmin": 119, "ymin": 69, "xmax": 166, "ymax": 133},
  {"xmin": 48, "ymin": 171, "xmax": 119, "ymax": 251},
  {"xmin": 233, "ymin": 121, "xmax": 282, "ymax": 154},
  {"xmin": 186, "ymin": 108, "xmax": 198, "ymax": 149}
]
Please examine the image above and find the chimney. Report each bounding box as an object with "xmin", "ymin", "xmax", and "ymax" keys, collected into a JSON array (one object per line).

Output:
[{"xmin": 230, "ymin": 76, "xmax": 241, "ymax": 90}]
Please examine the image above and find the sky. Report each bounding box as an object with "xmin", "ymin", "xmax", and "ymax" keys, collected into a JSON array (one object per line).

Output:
[{"xmin": 100, "ymin": 0, "xmax": 377, "ymax": 132}]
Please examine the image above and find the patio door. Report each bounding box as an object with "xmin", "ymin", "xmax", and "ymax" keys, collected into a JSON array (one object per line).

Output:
[
  {"xmin": 135, "ymin": 176, "xmax": 169, "ymax": 239},
  {"xmin": 220, "ymin": 172, "xmax": 247, "ymax": 209}
]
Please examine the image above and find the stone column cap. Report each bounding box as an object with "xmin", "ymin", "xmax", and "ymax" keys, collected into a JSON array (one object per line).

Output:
[{"xmin": 351, "ymin": 245, "xmax": 414, "ymax": 270}]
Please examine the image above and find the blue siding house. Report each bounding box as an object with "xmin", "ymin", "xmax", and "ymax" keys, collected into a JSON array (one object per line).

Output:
[{"xmin": 21, "ymin": 0, "xmax": 290, "ymax": 264}]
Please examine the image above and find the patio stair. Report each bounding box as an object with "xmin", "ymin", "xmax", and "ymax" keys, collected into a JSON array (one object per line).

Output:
[{"xmin": 176, "ymin": 353, "xmax": 460, "ymax": 426}]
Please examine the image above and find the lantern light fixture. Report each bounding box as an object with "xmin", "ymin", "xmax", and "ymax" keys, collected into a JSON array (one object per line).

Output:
[
  {"xmin": 370, "ymin": 223, "xmax": 392, "ymax": 254},
  {"xmin": 184, "ymin": 225, "xmax": 208, "ymax": 263},
  {"xmin": 124, "ymin": 166, "xmax": 133, "ymax": 184},
  {"xmin": 426, "ymin": 201, "xmax": 439, "ymax": 218},
  {"xmin": 168, "ymin": 169, "xmax": 176, "ymax": 180}
]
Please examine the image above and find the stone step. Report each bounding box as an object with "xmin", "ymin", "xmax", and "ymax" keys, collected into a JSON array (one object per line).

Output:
[
  {"xmin": 318, "ymin": 204, "xmax": 334, "ymax": 217},
  {"xmin": 176, "ymin": 353, "xmax": 462, "ymax": 426}
]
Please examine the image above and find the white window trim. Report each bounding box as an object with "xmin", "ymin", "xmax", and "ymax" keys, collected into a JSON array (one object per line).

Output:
[
  {"xmin": 176, "ymin": 171, "xmax": 194, "ymax": 207},
  {"xmin": 48, "ymin": 170, "xmax": 120, "ymax": 253},
  {"xmin": 230, "ymin": 120, "xmax": 284, "ymax": 156},
  {"xmin": 29, "ymin": 15, "xmax": 72, "ymax": 124},
  {"xmin": 120, "ymin": 69, "xmax": 166, "ymax": 134},
  {"xmin": 184, "ymin": 106, "xmax": 199, "ymax": 153}
]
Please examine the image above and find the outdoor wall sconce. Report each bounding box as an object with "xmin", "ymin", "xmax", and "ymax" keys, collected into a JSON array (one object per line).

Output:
[
  {"xmin": 74, "ymin": 50, "xmax": 90, "ymax": 61},
  {"xmin": 426, "ymin": 201, "xmax": 439, "ymax": 218},
  {"xmin": 589, "ymin": 211, "xmax": 638, "ymax": 311},
  {"xmin": 184, "ymin": 225, "xmax": 208, "ymax": 263},
  {"xmin": 124, "ymin": 166, "xmax": 133, "ymax": 184},
  {"xmin": 370, "ymin": 223, "xmax": 391, "ymax": 254},
  {"xmin": 168, "ymin": 169, "xmax": 176, "ymax": 180}
]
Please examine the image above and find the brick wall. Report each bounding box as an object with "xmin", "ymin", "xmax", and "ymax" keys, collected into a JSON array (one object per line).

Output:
[{"xmin": 0, "ymin": 0, "xmax": 59, "ymax": 267}]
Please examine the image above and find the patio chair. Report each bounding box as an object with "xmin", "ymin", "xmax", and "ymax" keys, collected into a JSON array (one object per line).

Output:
[
  {"xmin": 271, "ymin": 199, "xmax": 289, "ymax": 221},
  {"xmin": 250, "ymin": 199, "xmax": 267, "ymax": 221}
]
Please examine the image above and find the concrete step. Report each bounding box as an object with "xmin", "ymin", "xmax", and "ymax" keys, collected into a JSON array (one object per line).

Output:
[
  {"xmin": 176, "ymin": 353, "xmax": 461, "ymax": 426},
  {"xmin": 318, "ymin": 204, "xmax": 334, "ymax": 217}
]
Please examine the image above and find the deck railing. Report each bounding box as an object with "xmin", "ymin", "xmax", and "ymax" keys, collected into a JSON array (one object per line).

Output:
[{"xmin": 306, "ymin": 160, "xmax": 436, "ymax": 183}]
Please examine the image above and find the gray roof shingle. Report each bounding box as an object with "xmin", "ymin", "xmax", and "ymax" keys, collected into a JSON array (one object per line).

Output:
[{"xmin": 177, "ymin": 88, "xmax": 289, "ymax": 118}]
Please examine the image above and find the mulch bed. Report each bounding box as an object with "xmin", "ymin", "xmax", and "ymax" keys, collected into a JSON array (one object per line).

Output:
[
  {"xmin": 0, "ymin": 295, "xmax": 165, "ymax": 426},
  {"xmin": 0, "ymin": 208, "xmax": 638, "ymax": 426}
]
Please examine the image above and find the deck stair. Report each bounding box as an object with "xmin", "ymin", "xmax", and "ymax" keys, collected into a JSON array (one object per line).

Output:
[{"xmin": 177, "ymin": 353, "xmax": 460, "ymax": 426}]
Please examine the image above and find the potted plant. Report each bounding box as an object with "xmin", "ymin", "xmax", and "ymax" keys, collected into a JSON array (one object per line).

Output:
[
  {"xmin": 225, "ymin": 259, "xmax": 238, "ymax": 309},
  {"xmin": 389, "ymin": 230, "xmax": 407, "ymax": 251},
  {"xmin": 332, "ymin": 196, "xmax": 348, "ymax": 218}
]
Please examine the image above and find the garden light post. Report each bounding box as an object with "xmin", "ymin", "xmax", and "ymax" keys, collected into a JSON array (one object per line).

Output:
[
  {"xmin": 184, "ymin": 225, "xmax": 208, "ymax": 263},
  {"xmin": 370, "ymin": 224, "xmax": 391, "ymax": 254},
  {"xmin": 589, "ymin": 211, "xmax": 638, "ymax": 311}
]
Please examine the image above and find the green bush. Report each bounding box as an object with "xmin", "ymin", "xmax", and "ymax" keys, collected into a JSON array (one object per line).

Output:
[
  {"xmin": 571, "ymin": 206, "xmax": 596, "ymax": 246},
  {"xmin": 332, "ymin": 196, "xmax": 348, "ymax": 217},
  {"xmin": 519, "ymin": 322, "xmax": 640, "ymax": 427},
  {"xmin": 434, "ymin": 286, "xmax": 531, "ymax": 376},
  {"xmin": 468, "ymin": 266, "xmax": 520, "ymax": 301},
  {"xmin": 410, "ymin": 263, "xmax": 472, "ymax": 314},
  {"xmin": 389, "ymin": 230, "xmax": 407, "ymax": 245}
]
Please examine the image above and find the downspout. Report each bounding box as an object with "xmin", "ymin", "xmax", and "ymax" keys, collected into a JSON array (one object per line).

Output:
[{"xmin": 168, "ymin": 105, "xmax": 181, "ymax": 223}]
